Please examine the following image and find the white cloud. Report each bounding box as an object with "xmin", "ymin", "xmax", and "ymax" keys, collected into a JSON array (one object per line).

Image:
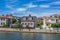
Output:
[
  {"xmin": 51, "ymin": 1, "xmax": 60, "ymax": 5},
  {"xmin": 16, "ymin": 8, "xmax": 27, "ymax": 12},
  {"xmin": 19, "ymin": 12, "xmax": 58, "ymax": 17},
  {"xmin": 21, "ymin": 11, "xmax": 39, "ymax": 17},
  {"xmin": 39, "ymin": 5, "xmax": 50, "ymax": 8},
  {"xmin": 6, "ymin": 5, "xmax": 14, "ymax": 10},
  {"xmin": 4, "ymin": 7, "xmax": 27, "ymax": 14},
  {"xmin": 24, "ymin": 3, "xmax": 38, "ymax": 8},
  {"xmin": 39, "ymin": 12, "xmax": 57, "ymax": 17},
  {"xmin": 11, "ymin": 10, "xmax": 39, "ymax": 17}
]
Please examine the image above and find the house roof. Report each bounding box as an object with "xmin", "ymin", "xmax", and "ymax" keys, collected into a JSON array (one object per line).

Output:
[
  {"xmin": 21, "ymin": 15, "xmax": 37, "ymax": 22},
  {"xmin": 0, "ymin": 16, "xmax": 13, "ymax": 19}
]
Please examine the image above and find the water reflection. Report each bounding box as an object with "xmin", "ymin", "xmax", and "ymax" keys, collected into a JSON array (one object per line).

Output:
[
  {"xmin": 0, "ymin": 32, "xmax": 60, "ymax": 40},
  {"xmin": 42, "ymin": 34, "xmax": 60, "ymax": 40},
  {"xmin": 21, "ymin": 33, "xmax": 43, "ymax": 40}
]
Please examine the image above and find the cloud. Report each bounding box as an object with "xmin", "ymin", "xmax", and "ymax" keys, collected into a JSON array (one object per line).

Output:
[
  {"xmin": 16, "ymin": 8, "xmax": 27, "ymax": 12},
  {"xmin": 17, "ymin": 11, "xmax": 59, "ymax": 17},
  {"xmin": 23, "ymin": 3, "xmax": 38, "ymax": 8},
  {"xmin": 6, "ymin": 5, "xmax": 13, "ymax": 9},
  {"xmin": 39, "ymin": 12, "xmax": 58, "ymax": 17},
  {"xmin": 39, "ymin": 5, "xmax": 50, "ymax": 8},
  {"xmin": 20, "ymin": 11, "xmax": 39, "ymax": 17},
  {"xmin": 36, "ymin": 12, "xmax": 60, "ymax": 17},
  {"xmin": 10, "ymin": 10, "xmax": 39, "ymax": 17},
  {"xmin": 4, "ymin": 6, "xmax": 27, "ymax": 14},
  {"xmin": 51, "ymin": 1, "xmax": 60, "ymax": 5}
]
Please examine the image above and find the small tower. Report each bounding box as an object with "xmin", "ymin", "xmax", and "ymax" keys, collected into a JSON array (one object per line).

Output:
[{"xmin": 29, "ymin": 14, "xmax": 31, "ymax": 17}]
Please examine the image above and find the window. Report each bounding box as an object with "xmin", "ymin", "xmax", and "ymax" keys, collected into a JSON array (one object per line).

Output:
[
  {"xmin": 25, "ymin": 23, "xmax": 27, "ymax": 25},
  {"xmin": 51, "ymin": 18, "xmax": 56, "ymax": 21},
  {"xmin": 50, "ymin": 18, "xmax": 56, "ymax": 23},
  {"xmin": 1, "ymin": 23, "xmax": 2, "ymax": 25},
  {"xmin": 1, "ymin": 18, "xmax": 5, "ymax": 21},
  {"xmin": 31, "ymin": 23, "xmax": 33, "ymax": 25},
  {"xmin": 23, "ymin": 18, "xmax": 26, "ymax": 20},
  {"xmin": 32, "ymin": 17, "xmax": 33, "ymax": 20},
  {"xmin": 22, "ymin": 23, "xmax": 24, "ymax": 25},
  {"xmin": 1, "ymin": 23, "xmax": 3, "ymax": 25},
  {"xmin": 28, "ymin": 17, "xmax": 32, "ymax": 20},
  {"xmin": 1, "ymin": 23, "xmax": 5, "ymax": 25}
]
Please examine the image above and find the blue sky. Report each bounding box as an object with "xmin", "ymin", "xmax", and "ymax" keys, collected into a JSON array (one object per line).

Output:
[{"xmin": 0, "ymin": 0, "xmax": 60, "ymax": 17}]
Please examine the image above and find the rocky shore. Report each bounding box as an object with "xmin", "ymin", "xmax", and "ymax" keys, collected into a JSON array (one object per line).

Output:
[{"xmin": 0, "ymin": 28, "xmax": 60, "ymax": 34}]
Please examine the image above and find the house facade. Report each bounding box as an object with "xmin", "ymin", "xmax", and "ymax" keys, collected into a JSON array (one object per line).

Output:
[
  {"xmin": 46, "ymin": 17, "xmax": 57, "ymax": 24},
  {"xmin": 21, "ymin": 15, "xmax": 37, "ymax": 28},
  {"xmin": 0, "ymin": 15, "xmax": 12, "ymax": 27},
  {"xmin": 46, "ymin": 14, "xmax": 59, "ymax": 24},
  {"xmin": 41, "ymin": 14, "xmax": 60, "ymax": 24}
]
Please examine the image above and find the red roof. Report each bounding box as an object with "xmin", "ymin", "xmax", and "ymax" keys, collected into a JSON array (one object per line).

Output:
[{"xmin": 0, "ymin": 16, "xmax": 12, "ymax": 19}]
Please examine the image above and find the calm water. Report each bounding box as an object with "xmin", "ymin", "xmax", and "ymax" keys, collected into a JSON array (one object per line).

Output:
[{"xmin": 0, "ymin": 32, "xmax": 60, "ymax": 40}]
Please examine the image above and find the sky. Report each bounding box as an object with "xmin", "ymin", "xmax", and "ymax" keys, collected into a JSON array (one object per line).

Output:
[{"xmin": 0, "ymin": 0, "xmax": 60, "ymax": 17}]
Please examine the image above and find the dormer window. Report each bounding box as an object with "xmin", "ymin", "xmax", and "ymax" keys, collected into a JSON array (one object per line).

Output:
[
  {"xmin": 23, "ymin": 17, "xmax": 26, "ymax": 20},
  {"xmin": 28, "ymin": 17, "xmax": 32, "ymax": 20}
]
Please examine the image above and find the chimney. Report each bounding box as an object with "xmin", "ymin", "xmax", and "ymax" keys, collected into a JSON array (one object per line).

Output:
[
  {"xmin": 10, "ymin": 14, "xmax": 13, "ymax": 16},
  {"xmin": 6, "ymin": 14, "xmax": 9, "ymax": 16}
]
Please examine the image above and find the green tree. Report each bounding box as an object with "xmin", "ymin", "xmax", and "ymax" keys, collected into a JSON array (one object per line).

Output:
[
  {"xmin": 51, "ymin": 23, "xmax": 60, "ymax": 32},
  {"xmin": 26, "ymin": 25, "xmax": 30, "ymax": 31},
  {"xmin": 12, "ymin": 22, "xmax": 23, "ymax": 31},
  {"xmin": 17, "ymin": 23, "xmax": 23, "ymax": 31},
  {"xmin": 51, "ymin": 23, "xmax": 57, "ymax": 28},
  {"xmin": 36, "ymin": 22, "xmax": 43, "ymax": 29},
  {"xmin": 12, "ymin": 18, "xmax": 17, "ymax": 24},
  {"xmin": 56, "ymin": 24, "xmax": 60, "ymax": 32},
  {"xmin": 48, "ymin": 25, "xmax": 51, "ymax": 32},
  {"xmin": 12, "ymin": 22, "xmax": 18, "ymax": 28}
]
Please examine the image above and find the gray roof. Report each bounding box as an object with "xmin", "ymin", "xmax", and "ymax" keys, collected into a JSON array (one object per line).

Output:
[{"xmin": 21, "ymin": 15, "xmax": 37, "ymax": 22}]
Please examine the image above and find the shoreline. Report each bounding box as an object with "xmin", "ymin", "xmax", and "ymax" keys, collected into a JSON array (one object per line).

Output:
[{"xmin": 0, "ymin": 28, "xmax": 60, "ymax": 34}]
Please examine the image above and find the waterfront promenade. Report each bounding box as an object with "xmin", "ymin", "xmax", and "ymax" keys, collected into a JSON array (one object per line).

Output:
[{"xmin": 0, "ymin": 28, "xmax": 60, "ymax": 34}]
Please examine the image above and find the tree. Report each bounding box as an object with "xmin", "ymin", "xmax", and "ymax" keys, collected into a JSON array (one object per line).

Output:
[
  {"xmin": 17, "ymin": 23, "xmax": 23, "ymax": 31},
  {"xmin": 36, "ymin": 22, "xmax": 43, "ymax": 29},
  {"xmin": 12, "ymin": 22, "xmax": 18, "ymax": 28},
  {"xmin": 26, "ymin": 25, "xmax": 30, "ymax": 31},
  {"xmin": 51, "ymin": 23, "xmax": 60, "ymax": 32},
  {"xmin": 12, "ymin": 18, "xmax": 17, "ymax": 24},
  {"xmin": 12, "ymin": 22, "xmax": 23, "ymax": 31},
  {"xmin": 36, "ymin": 23, "xmax": 40, "ymax": 28},
  {"xmin": 56, "ymin": 24, "xmax": 60, "ymax": 32},
  {"xmin": 48, "ymin": 24, "xmax": 51, "ymax": 32},
  {"xmin": 51, "ymin": 23, "xmax": 57, "ymax": 28}
]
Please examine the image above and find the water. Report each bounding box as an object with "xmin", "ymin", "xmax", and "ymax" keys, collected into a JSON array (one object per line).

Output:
[{"xmin": 0, "ymin": 32, "xmax": 60, "ymax": 40}]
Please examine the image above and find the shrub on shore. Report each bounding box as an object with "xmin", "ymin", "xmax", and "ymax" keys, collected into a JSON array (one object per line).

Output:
[{"xmin": 51, "ymin": 23, "xmax": 60, "ymax": 32}]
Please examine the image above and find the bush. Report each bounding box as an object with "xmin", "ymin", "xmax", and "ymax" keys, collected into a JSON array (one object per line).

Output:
[{"xmin": 51, "ymin": 23, "xmax": 60, "ymax": 32}]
